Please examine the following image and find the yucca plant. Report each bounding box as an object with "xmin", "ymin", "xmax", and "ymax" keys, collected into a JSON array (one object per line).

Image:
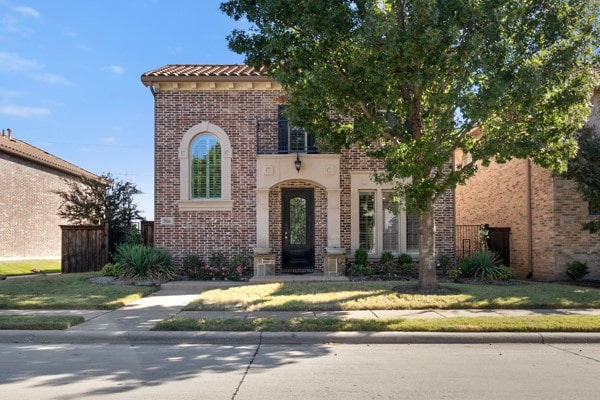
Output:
[
  {"xmin": 459, "ymin": 250, "xmax": 508, "ymax": 282},
  {"xmin": 114, "ymin": 244, "xmax": 175, "ymax": 281}
]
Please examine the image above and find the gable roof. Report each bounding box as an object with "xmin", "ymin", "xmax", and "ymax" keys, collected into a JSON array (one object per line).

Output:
[
  {"xmin": 142, "ymin": 64, "xmax": 267, "ymax": 78},
  {"xmin": 0, "ymin": 134, "xmax": 102, "ymax": 181}
]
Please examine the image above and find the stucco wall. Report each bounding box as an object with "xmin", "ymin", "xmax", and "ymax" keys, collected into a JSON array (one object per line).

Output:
[{"xmin": 0, "ymin": 152, "xmax": 73, "ymax": 259}]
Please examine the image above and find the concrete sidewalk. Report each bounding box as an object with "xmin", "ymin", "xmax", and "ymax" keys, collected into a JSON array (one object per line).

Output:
[{"xmin": 2, "ymin": 280, "xmax": 600, "ymax": 344}]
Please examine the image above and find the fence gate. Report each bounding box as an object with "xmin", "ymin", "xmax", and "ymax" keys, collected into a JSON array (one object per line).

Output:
[
  {"xmin": 455, "ymin": 224, "xmax": 511, "ymax": 267},
  {"xmin": 60, "ymin": 225, "xmax": 108, "ymax": 273}
]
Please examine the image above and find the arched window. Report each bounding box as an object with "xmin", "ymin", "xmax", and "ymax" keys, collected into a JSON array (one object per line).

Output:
[
  {"xmin": 191, "ymin": 134, "xmax": 221, "ymax": 199},
  {"xmin": 178, "ymin": 121, "xmax": 233, "ymax": 211}
]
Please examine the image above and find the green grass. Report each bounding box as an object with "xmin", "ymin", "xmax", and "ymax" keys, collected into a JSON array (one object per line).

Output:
[
  {"xmin": 154, "ymin": 315, "xmax": 600, "ymax": 332},
  {"xmin": 0, "ymin": 315, "xmax": 84, "ymax": 330},
  {"xmin": 0, "ymin": 259, "xmax": 61, "ymax": 276},
  {"xmin": 0, "ymin": 273, "xmax": 157, "ymax": 310},
  {"xmin": 183, "ymin": 281, "xmax": 600, "ymax": 311}
]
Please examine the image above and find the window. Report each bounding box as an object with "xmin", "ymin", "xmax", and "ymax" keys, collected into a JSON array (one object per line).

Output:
[
  {"xmin": 351, "ymin": 173, "xmax": 419, "ymax": 256},
  {"xmin": 178, "ymin": 121, "xmax": 233, "ymax": 211},
  {"xmin": 359, "ymin": 191, "xmax": 376, "ymax": 252},
  {"xmin": 191, "ymin": 134, "xmax": 221, "ymax": 199}
]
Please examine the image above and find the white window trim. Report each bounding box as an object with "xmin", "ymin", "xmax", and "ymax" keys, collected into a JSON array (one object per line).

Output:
[
  {"xmin": 178, "ymin": 121, "xmax": 233, "ymax": 212},
  {"xmin": 350, "ymin": 172, "xmax": 418, "ymax": 257}
]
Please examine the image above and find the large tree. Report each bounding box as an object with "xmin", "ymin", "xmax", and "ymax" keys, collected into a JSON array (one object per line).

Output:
[
  {"xmin": 565, "ymin": 126, "xmax": 600, "ymax": 233},
  {"xmin": 221, "ymin": 0, "xmax": 599, "ymax": 288}
]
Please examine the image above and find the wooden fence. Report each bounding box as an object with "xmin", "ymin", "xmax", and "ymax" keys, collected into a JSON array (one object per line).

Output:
[
  {"xmin": 61, "ymin": 225, "xmax": 108, "ymax": 273},
  {"xmin": 60, "ymin": 221, "xmax": 155, "ymax": 273}
]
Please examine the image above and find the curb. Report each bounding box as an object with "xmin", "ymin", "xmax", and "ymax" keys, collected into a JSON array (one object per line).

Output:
[{"xmin": 2, "ymin": 330, "xmax": 600, "ymax": 345}]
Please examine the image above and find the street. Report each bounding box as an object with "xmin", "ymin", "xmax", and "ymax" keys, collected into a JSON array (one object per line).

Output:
[{"xmin": 1, "ymin": 343, "xmax": 599, "ymax": 399}]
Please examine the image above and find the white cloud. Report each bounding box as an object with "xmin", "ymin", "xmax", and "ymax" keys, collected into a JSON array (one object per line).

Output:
[
  {"xmin": 32, "ymin": 72, "xmax": 71, "ymax": 85},
  {"xmin": 0, "ymin": 51, "xmax": 70, "ymax": 85},
  {"xmin": 13, "ymin": 6, "xmax": 41, "ymax": 19},
  {"xmin": 99, "ymin": 136, "xmax": 116, "ymax": 144},
  {"xmin": 0, "ymin": 105, "xmax": 50, "ymax": 118},
  {"xmin": 0, "ymin": 51, "xmax": 40, "ymax": 72},
  {"xmin": 106, "ymin": 65, "xmax": 125, "ymax": 75}
]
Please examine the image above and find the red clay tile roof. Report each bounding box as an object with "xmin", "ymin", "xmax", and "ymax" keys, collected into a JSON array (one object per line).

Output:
[
  {"xmin": 0, "ymin": 134, "xmax": 102, "ymax": 181},
  {"xmin": 142, "ymin": 64, "xmax": 267, "ymax": 78}
]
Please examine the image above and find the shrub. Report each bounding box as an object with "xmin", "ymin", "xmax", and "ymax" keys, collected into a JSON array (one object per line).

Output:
[
  {"xmin": 114, "ymin": 244, "xmax": 175, "ymax": 281},
  {"xmin": 398, "ymin": 253, "xmax": 413, "ymax": 266},
  {"xmin": 183, "ymin": 252, "xmax": 250, "ymax": 281},
  {"xmin": 566, "ymin": 260, "xmax": 589, "ymax": 281},
  {"xmin": 459, "ymin": 250, "xmax": 509, "ymax": 282},
  {"xmin": 100, "ymin": 262, "xmax": 121, "ymax": 277},
  {"xmin": 347, "ymin": 263, "xmax": 374, "ymax": 276},
  {"xmin": 354, "ymin": 248, "xmax": 368, "ymax": 266},
  {"xmin": 348, "ymin": 248, "xmax": 373, "ymax": 276},
  {"xmin": 438, "ymin": 255, "xmax": 453, "ymax": 275}
]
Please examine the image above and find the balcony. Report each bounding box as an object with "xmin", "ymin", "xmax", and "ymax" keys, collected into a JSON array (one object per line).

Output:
[{"xmin": 256, "ymin": 118, "xmax": 323, "ymax": 155}]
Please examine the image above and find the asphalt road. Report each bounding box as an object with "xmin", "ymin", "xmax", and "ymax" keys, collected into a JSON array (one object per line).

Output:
[{"xmin": 1, "ymin": 343, "xmax": 599, "ymax": 400}]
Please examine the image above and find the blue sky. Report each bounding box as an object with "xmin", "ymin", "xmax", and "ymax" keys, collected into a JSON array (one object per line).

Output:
[{"xmin": 0, "ymin": 0, "xmax": 246, "ymax": 219}]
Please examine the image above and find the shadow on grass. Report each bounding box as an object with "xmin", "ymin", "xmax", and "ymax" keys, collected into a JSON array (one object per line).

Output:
[{"xmin": 186, "ymin": 280, "xmax": 600, "ymax": 311}]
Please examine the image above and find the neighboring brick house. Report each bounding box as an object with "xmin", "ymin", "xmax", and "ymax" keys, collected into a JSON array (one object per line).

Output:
[
  {"xmin": 455, "ymin": 89, "xmax": 600, "ymax": 280},
  {"xmin": 141, "ymin": 64, "xmax": 455, "ymax": 275},
  {"xmin": 0, "ymin": 131, "xmax": 102, "ymax": 260}
]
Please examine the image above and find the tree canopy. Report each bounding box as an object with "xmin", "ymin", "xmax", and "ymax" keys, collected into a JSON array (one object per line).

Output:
[
  {"xmin": 55, "ymin": 173, "xmax": 143, "ymax": 228},
  {"xmin": 221, "ymin": 0, "xmax": 599, "ymax": 288},
  {"xmin": 565, "ymin": 126, "xmax": 600, "ymax": 233}
]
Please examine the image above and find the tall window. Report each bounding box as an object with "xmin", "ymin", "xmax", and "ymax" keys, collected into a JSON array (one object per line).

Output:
[
  {"xmin": 359, "ymin": 191, "xmax": 376, "ymax": 252},
  {"xmin": 191, "ymin": 134, "xmax": 221, "ymax": 199},
  {"xmin": 382, "ymin": 192, "xmax": 399, "ymax": 252},
  {"xmin": 353, "ymin": 178, "xmax": 420, "ymax": 256}
]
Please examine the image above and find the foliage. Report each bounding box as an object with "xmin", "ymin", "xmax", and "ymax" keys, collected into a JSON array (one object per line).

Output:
[
  {"xmin": 100, "ymin": 262, "xmax": 121, "ymax": 277},
  {"xmin": 347, "ymin": 263, "xmax": 375, "ymax": 277},
  {"xmin": 438, "ymin": 255, "xmax": 453, "ymax": 275},
  {"xmin": 564, "ymin": 126, "xmax": 600, "ymax": 234},
  {"xmin": 114, "ymin": 244, "xmax": 175, "ymax": 281},
  {"xmin": 55, "ymin": 172, "xmax": 144, "ymax": 232},
  {"xmin": 566, "ymin": 260, "xmax": 590, "ymax": 281},
  {"xmin": 459, "ymin": 250, "xmax": 510, "ymax": 281},
  {"xmin": 398, "ymin": 253, "xmax": 413, "ymax": 266},
  {"xmin": 221, "ymin": 0, "xmax": 600, "ymax": 289},
  {"xmin": 348, "ymin": 248, "xmax": 373, "ymax": 276},
  {"xmin": 183, "ymin": 252, "xmax": 249, "ymax": 281},
  {"xmin": 354, "ymin": 248, "xmax": 369, "ymax": 266},
  {"xmin": 379, "ymin": 251, "xmax": 395, "ymax": 265}
]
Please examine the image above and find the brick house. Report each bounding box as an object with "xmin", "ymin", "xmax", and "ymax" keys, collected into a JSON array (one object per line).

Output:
[
  {"xmin": 141, "ymin": 64, "xmax": 455, "ymax": 275},
  {"xmin": 455, "ymin": 89, "xmax": 600, "ymax": 280},
  {"xmin": 0, "ymin": 131, "xmax": 102, "ymax": 260}
]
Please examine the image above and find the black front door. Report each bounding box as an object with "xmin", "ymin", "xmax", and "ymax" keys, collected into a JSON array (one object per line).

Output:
[{"xmin": 282, "ymin": 188, "xmax": 315, "ymax": 273}]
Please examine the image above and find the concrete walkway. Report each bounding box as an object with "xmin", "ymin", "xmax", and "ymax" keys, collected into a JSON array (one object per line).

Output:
[{"xmin": 2, "ymin": 280, "xmax": 600, "ymax": 344}]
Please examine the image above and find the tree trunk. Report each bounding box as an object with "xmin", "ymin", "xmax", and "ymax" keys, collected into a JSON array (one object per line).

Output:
[{"xmin": 418, "ymin": 200, "xmax": 438, "ymax": 289}]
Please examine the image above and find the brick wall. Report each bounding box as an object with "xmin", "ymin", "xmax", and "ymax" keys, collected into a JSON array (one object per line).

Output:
[
  {"xmin": 456, "ymin": 158, "xmax": 600, "ymax": 280},
  {"xmin": 154, "ymin": 89, "xmax": 278, "ymax": 265},
  {"xmin": 552, "ymin": 176, "xmax": 600, "ymax": 278},
  {"xmin": 154, "ymin": 87, "xmax": 456, "ymax": 268},
  {"xmin": 0, "ymin": 152, "xmax": 73, "ymax": 259}
]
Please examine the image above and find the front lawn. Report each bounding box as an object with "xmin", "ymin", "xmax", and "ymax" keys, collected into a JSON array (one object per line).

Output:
[
  {"xmin": 184, "ymin": 281, "xmax": 600, "ymax": 311},
  {"xmin": 0, "ymin": 259, "xmax": 61, "ymax": 276},
  {"xmin": 155, "ymin": 315, "xmax": 600, "ymax": 332},
  {"xmin": 0, "ymin": 315, "xmax": 84, "ymax": 330},
  {"xmin": 0, "ymin": 273, "xmax": 157, "ymax": 310}
]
